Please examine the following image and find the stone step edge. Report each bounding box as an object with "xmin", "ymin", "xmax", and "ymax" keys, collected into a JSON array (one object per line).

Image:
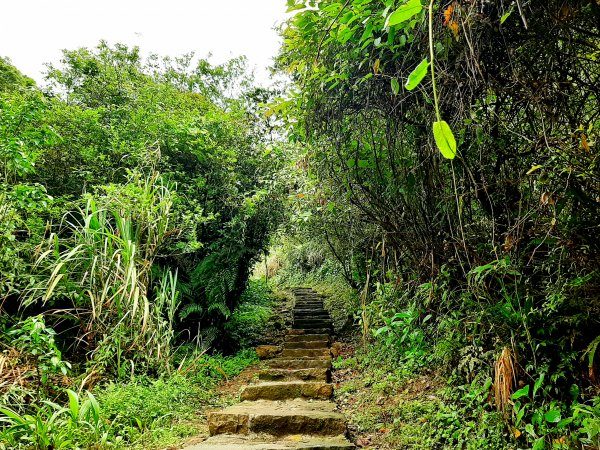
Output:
[
  {"xmin": 241, "ymin": 381, "xmax": 333, "ymax": 401},
  {"xmin": 192, "ymin": 434, "xmax": 355, "ymax": 449},
  {"xmin": 258, "ymin": 368, "xmax": 330, "ymax": 382}
]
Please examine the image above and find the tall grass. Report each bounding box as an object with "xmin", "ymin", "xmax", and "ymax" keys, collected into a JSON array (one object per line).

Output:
[{"xmin": 24, "ymin": 171, "xmax": 179, "ymax": 376}]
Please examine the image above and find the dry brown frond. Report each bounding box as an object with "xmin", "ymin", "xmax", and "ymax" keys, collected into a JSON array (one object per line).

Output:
[{"xmin": 493, "ymin": 346, "xmax": 516, "ymax": 415}]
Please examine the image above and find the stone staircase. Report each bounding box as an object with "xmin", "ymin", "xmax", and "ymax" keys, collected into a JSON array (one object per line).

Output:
[{"xmin": 189, "ymin": 288, "xmax": 354, "ymax": 449}]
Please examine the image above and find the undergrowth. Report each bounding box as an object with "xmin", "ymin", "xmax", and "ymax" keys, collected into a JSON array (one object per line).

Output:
[
  {"xmin": 334, "ymin": 342, "xmax": 511, "ymax": 449},
  {"xmin": 0, "ymin": 348, "xmax": 258, "ymax": 450},
  {"xmin": 332, "ymin": 284, "xmax": 600, "ymax": 450},
  {"xmin": 0, "ymin": 282, "xmax": 266, "ymax": 450}
]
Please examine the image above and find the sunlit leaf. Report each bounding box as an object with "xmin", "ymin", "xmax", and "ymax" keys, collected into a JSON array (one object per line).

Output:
[
  {"xmin": 360, "ymin": 22, "xmax": 374, "ymax": 43},
  {"xmin": 511, "ymin": 385, "xmax": 529, "ymax": 400},
  {"xmin": 544, "ymin": 410, "xmax": 561, "ymax": 423},
  {"xmin": 405, "ymin": 58, "xmax": 428, "ymax": 90},
  {"xmin": 386, "ymin": 0, "xmax": 423, "ymax": 27},
  {"xmin": 533, "ymin": 437, "xmax": 545, "ymax": 450},
  {"xmin": 500, "ymin": 7, "xmax": 514, "ymax": 24},
  {"xmin": 526, "ymin": 165, "xmax": 543, "ymax": 175},
  {"xmin": 557, "ymin": 417, "xmax": 574, "ymax": 429},
  {"xmin": 432, "ymin": 121, "xmax": 457, "ymax": 159}
]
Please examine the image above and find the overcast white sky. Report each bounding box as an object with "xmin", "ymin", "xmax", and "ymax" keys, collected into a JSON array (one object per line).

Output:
[{"xmin": 1, "ymin": 1, "xmax": 288, "ymax": 86}]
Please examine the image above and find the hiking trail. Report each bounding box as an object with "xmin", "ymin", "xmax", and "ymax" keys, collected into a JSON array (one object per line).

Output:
[{"xmin": 188, "ymin": 287, "xmax": 354, "ymax": 449}]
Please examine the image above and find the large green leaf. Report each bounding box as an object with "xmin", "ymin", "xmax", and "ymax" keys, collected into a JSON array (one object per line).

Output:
[
  {"xmin": 391, "ymin": 77, "xmax": 400, "ymax": 95},
  {"xmin": 544, "ymin": 409, "xmax": 561, "ymax": 423},
  {"xmin": 405, "ymin": 58, "xmax": 428, "ymax": 90},
  {"xmin": 386, "ymin": 0, "xmax": 423, "ymax": 27},
  {"xmin": 511, "ymin": 385, "xmax": 529, "ymax": 400},
  {"xmin": 432, "ymin": 121, "xmax": 457, "ymax": 159}
]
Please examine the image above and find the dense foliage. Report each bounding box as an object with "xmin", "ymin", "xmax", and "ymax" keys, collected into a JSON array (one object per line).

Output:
[
  {"xmin": 0, "ymin": 41, "xmax": 288, "ymax": 447},
  {"xmin": 2, "ymin": 1, "xmax": 600, "ymax": 448},
  {"xmin": 276, "ymin": 0, "xmax": 600, "ymax": 447}
]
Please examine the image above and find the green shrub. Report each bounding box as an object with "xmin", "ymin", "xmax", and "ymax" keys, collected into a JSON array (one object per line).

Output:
[
  {"xmin": 223, "ymin": 280, "xmax": 273, "ymax": 349},
  {"xmin": 3, "ymin": 315, "xmax": 71, "ymax": 401}
]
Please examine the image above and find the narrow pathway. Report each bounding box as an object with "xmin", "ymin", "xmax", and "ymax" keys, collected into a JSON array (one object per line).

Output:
[{"xmin": 190, "ymin": 288, "xmax": 354, "ymax": 449}]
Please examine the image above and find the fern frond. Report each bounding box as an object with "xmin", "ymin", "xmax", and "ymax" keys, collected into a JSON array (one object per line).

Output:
[{"xmin": 178, "ymin": 303, "xmax": 203, "ymax": 321}]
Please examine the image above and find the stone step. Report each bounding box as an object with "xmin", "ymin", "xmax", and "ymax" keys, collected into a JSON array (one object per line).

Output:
[
  {"xmin": 281, "ymin": 349, "xmax": 330, "ymax": 358},
  {"xmin": 284, "ymin": 340, "xmax": 329, "ymax": 350},
  {"xmin": 241, "ymin": 381, "xmax": 333, "ymax": 401},
  {"xmin": 293, "ymin": 320, "xmax": 333, "ymax": 329},
  {"xmin": 191, "ymin": 434, "xmax": 355, "ymax": 449},
  {"xmin": 293, "ymin": 317, "xmax": 330, "ymax": 323},
  {"xmin": 258, "ymin": 368, "xmax": 330, "ymax": 382},
  {"xmin": 293, "ymin": 317, "xmax": 332, "ymax": 324},
  {"xmin": 293, "ymin": 311, "xmax": 329, "ymax": 317},
  {"xmin": 267, "ymin": 358, "xmax": 332, "ymax": 370},
  {"xmin": 285, "ymin": 334, "xmax": 330, "ymax": 343},
  {"xmin": 291, "ymin": 328, "xmax": 333, "ymax": 335},
  {"xmin": 208, "ymin": 400, "xmax": 346, "ymax": 437},
  {"xmin": 293, "ymin": 319, "xmax": 329, "ymax": 324},
  {"xmin": 256, "ymin": 345, "xmax": 282, "ymax": 359}
]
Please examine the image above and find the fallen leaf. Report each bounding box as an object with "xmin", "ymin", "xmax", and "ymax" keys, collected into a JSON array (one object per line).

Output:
[
  {"xmin": 540, "ymin": 192, "xmax": 555, "ymax": 205},
  {"xmin": 357, "ymin": 436, "xmax": 371, "ymax": 447}
]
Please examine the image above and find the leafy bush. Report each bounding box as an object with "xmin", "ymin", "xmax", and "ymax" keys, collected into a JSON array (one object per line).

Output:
[
  {"xmin": 3, "ymin": 316, "xmax": 71, "ymax": 399},
  {"xmin": 223, "ymin": 280, "xmax": 273, "ymax": 349}
]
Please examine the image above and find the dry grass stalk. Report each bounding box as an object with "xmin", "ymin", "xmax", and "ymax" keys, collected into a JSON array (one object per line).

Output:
[
  {"xmin": 493, "ymin": 346, "xmax": 516, "ymax": 414},
  {"xmin": 0, "ymin": 348, "xmax": 32, "ymax": 393}
]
